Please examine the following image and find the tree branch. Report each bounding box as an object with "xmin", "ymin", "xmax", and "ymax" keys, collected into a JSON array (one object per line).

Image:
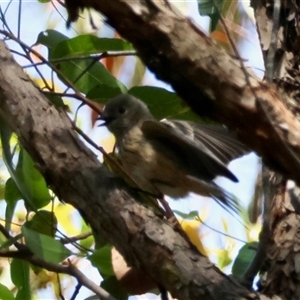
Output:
[
  {"xmin": 65, "ymin": 0, "xmax": 300, "ymax": 185},
  {"xmin": 0, "ymin": 224, "xmax": 115, "ymax": 300},
  {"xmin": 0, "ymin": 41, "xmax": 257, "ymax": 299}
]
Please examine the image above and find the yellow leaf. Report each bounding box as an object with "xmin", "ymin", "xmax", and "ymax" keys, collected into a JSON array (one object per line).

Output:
[
  {"xmin": 180, "ymin": 219, "xmax": 207, "ymax": 256},
  {"xmin": 54, "ymin": 203, "xmax": 80, "ymax": 236}
]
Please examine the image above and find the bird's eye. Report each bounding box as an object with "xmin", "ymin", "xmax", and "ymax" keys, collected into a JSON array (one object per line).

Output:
[{"xmin": 118, "ymin": 107, "xmax": 126, "ymax": 114}]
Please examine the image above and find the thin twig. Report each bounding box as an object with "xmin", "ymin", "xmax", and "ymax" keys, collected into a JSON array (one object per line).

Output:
[
  {"xmin": 51, "ymin": 0, "xmax": 69, "ymax": 26},
  {"xmin": 56, "ymin": 0, "xmax": 65, "ymax": 8},
  {"xmin": 60, "ymin": 231, "xmax": 92, "ymax": 244},
  {"xmin": 57, "ymin": 273, "xmax": 65, "ymax": 300},
  {"xmin": 22, "ymin": 51, "xmax": 137, "ymax": 69},
  {"xmin": 195, "ymin": 216, "xmax": 247, "ymax": 244},
  {"xmin": 0, "ymin": 224, "xmax": 116, "ymax": 300},
  {"xmin": 10, "ymin": 49, "xmax": 27, "ymax": 59},
  {"xmin": 17, "ymin": 0, "xmax": 21, "ymax": 39},
  {"xmin": 43, "ymin": 91, "xmax": 84, "ymax": 100},
  {"xmin": 0, "ymin": 29, "xmax": 102, "ymax": 115},
  {"xmin": 63, "ymin": 55, "xmax": 100, "ymax": 94},
  {"xmin": 0, "ymin": 12, "xmax": 52, "ymax": 91},
  {"xmin": 0, "ymin": 223, "xmax": 25, "ymax": 251},
  {"xmin": 70, "ymin": 282, "xmax": 82, "ymax": 300},
  {"xmin": 68, "ymin": 260, "xmax": 116, "ymax": 300},
  {"xmin": 0, "ymin": 4, "xmax": 13, "ymax": 34}
]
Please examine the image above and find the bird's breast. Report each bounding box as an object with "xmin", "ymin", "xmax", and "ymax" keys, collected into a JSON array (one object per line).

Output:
[{"xmin": 118, "ymin": 127, "xmax": 156, "ymax": 175}]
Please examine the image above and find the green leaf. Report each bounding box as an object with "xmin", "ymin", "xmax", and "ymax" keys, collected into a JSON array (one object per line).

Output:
[
  {"xmin": 5, "ymin": 178, "xmax": 22, "ymax": 203},
  {"xmin": 231, "ymin": 242, "xmax": 258, "ymax": 279},
  {"xmin": 37, "ymin": 30, "xmax": 127, "ymax": 94},
  {"xmin": 0, "ymin": 120, "xmax": 37, "ymax": 216},
  {"xmin": 16, "ymin": 148, "xmax": 51, "ymax": 211},
  {"xmin": 0, "ymin": 121, "xmax": 50, "ymax": 213},
  {"xmin": 172, "ymin": 210, "xmax": 199, "ymax": 220},
  {"xmin": 128, "ymin": 86, "xmax": 202, "ymax": 122},
  {"xmin": 0, "ymin": 283, "xmax": 15, "ymax": 300},
  {"xmin": 101, "ymin": 276, "xmax": 128, "ymax": 300},
  {"xmin": 44, "ymin": 93, "xmax": 67, "ymax": 109},
  {"xmin": 86, "ymin": 84, "xmax": 127, "ymax": 104},
  {"xmin": 53, "ymin": 35, "xmax": 134, "ymax": 58},
  {"xmin": 197, "ymin": 0, "xmax": 223, "ymax": 31},
  {"xmin": 24, "ymin": 210, "xmax": 57, "ymax": 237},
  {"xmin": 0, "ymin": 233, "xmax": 22, "ymax": 250},
  {"xmin": 11, "ymin": 259, "xmax": 30, "ymax": 300},
  {"xmin": 22, "ymin": 226, "xmax": 71, "ymax": 264},
  {"xmin": 4, "ymin": 178, "xmax": 22, "ymax": 230},
  {"xmin": 53, "ymin": 58, "xmax": 126, "ymax": 94},
  {"xmin": 88, "ymin": 245, "xmax": 114, "ymax": 276}
]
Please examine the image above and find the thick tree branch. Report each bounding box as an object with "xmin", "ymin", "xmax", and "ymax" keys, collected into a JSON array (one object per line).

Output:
[
  {"xmin": 65, "ymin": 0, "xmax": 300, "ymax": 185},
  {"xmin": 0, "ymin": 41, "xmax": 257, "ymax": 299}
]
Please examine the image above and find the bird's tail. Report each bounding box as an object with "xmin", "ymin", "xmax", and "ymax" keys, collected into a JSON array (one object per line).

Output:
[{"xmin": 185, "ymin": 175, "xmax": 241, "ymax": 216}]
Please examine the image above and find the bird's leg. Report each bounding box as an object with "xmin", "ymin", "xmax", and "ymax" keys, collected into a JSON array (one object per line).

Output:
[
  {"xmin": 157, "ymin": 193, "xmax": 174, "ymax": 219},
  {"xmin": 150, "ymin": 181, "xmax": 175, "ymax": 219},
  {"xmin": 149, "ymin": 183, "xmax": 194, "ymax": 245},
  {"xmin": 156, "ymin": 193, "xmax": 194, "ymax": 243}
]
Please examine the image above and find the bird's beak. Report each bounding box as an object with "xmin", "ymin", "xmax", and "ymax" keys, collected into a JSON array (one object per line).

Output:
[{"xmin": 97, "ymin": 115, "xmax": 113, "ymax": 127}]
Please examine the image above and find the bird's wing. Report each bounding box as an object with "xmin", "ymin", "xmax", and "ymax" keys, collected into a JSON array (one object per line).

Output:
[
  {"xmin": 163, "ymin": 120, "xmax": 249, "ymax": 164},
  {"xmin": 141, "ymin": 120, "xmax": 240, "ymax": 182}
]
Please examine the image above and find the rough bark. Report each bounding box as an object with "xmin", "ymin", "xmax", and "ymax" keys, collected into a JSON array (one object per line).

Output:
[
  {"xmin": 65, "ymin": 0, "xmax": 300, "ymax": 186},
  {"xmin": 250, "ymin": 0, "xmax": 300, "ymax": 298},
  {"xmin": 0, "ymin": 42, "xmax": 257, "ymax": 299},
  {"xmin": 257, "ymin": 178, "xmax": 300, "ymax": 300}
]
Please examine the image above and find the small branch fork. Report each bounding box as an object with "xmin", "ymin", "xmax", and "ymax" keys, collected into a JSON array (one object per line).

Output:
[{"xmin": 0, "ymin": 224, "xmax": 116, "ymax": 300}]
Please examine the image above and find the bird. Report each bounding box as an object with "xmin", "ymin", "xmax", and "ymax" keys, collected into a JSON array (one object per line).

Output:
[{"xmin": 98, "ymin": 94, "xmax": 248, "ymax": 215}]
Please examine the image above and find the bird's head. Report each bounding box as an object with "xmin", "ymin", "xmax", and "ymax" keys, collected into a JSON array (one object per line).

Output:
[{"xmin": 98, "ymin": 94, "xmax": 152, "ymax": 138}]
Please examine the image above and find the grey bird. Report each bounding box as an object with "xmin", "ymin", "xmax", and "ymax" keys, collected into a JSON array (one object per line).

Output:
[{"xmin": 98, "ymin": 94, "xmax": 248, "ymax": 214}]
